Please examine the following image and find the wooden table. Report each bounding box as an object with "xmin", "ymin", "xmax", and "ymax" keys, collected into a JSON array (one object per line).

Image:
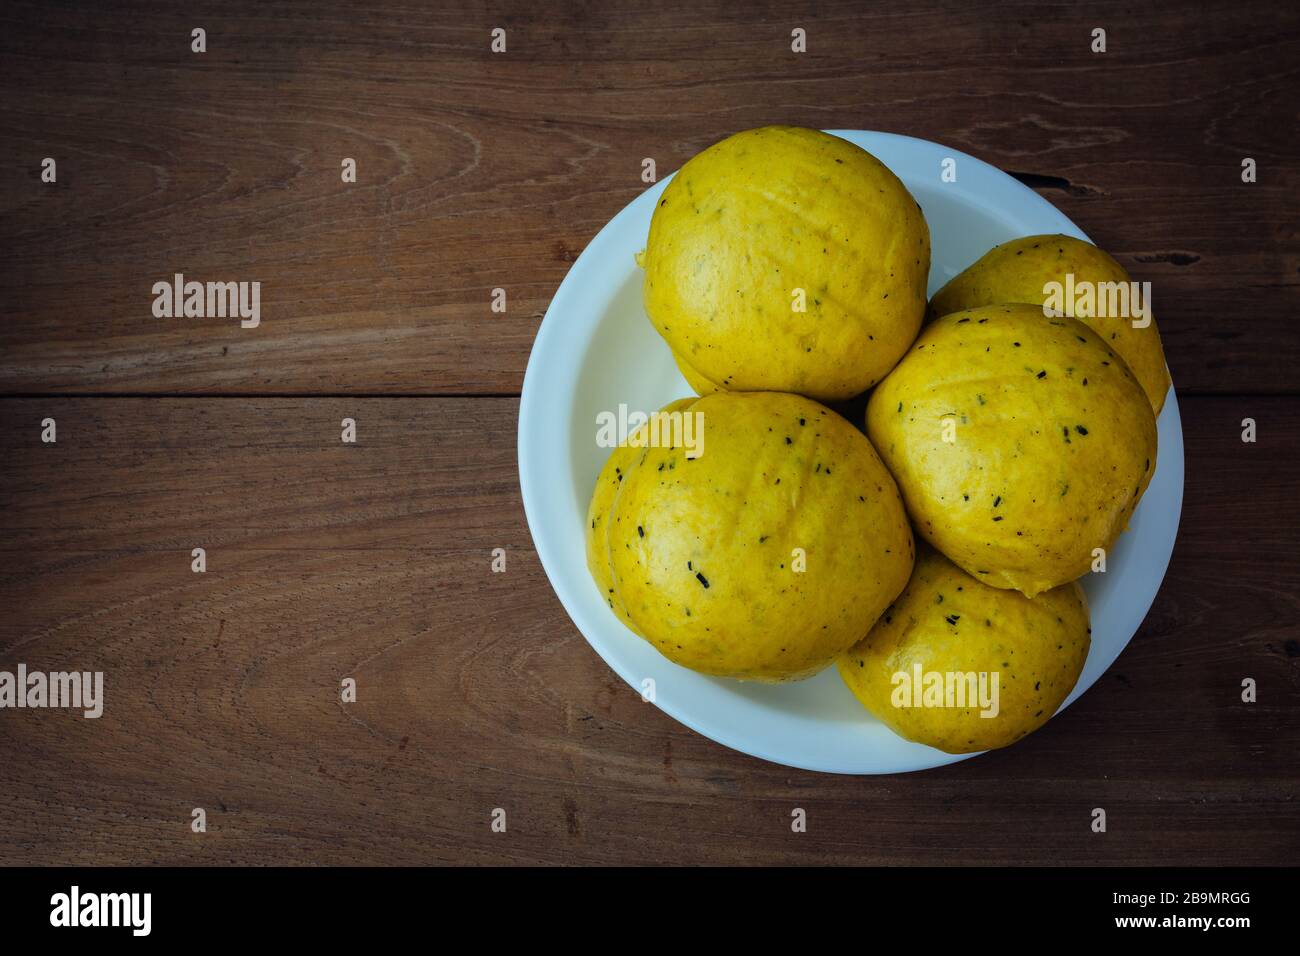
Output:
[{"xmin": 1, "ymin": 0, "xmax": 1297, "ymax": 866}]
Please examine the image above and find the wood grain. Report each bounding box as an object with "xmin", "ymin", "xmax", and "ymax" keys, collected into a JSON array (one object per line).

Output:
[
  {"xmin": 1, "ymin": 0, "xmax": 1297, "ymax": 395},
  {"xmin": 1, "ymin": 396, "xmax": 1296, "ymax": 865}
]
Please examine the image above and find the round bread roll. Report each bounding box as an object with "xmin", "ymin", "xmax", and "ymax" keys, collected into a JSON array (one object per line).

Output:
[
  {"xmin": 866, "ymin": 303, "xmax": 1157, "ymax": 597},
  {"xmin": 928, "ymin": 234, "xmax": 1170, "ymax": 413},
  {"xmin": 837, "ymin": 546, "xmax": 1090, "ymax": 753},
  {"xmin": 590, "ymin": 391, "xmax": 914, "ymax": 682},
  {"xmin": 642, "ymin": 126, "xmax": 929, "ymax": 401}
]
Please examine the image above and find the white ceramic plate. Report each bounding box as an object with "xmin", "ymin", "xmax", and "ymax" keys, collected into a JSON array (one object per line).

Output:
[{"xmin": 518, "ymin": 130, "xmax": 1183, "ymax": 774}]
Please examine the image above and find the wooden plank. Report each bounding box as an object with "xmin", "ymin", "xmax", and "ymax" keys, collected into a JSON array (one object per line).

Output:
[
  {"xmin": 1, "ymin": 1, "xmax": 1296, "ymax": 395},
  {"xmin": 1, "ymin": 395, "xmax": 1296, "ymax": 865}
]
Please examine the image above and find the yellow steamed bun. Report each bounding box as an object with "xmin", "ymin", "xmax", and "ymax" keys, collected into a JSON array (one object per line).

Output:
[
  {"xmin": 642, "ymin": 126, "xmax": 929, "ymax": 401},
  {"xmin": 866, "ymin": 304, "xmax": 1156, "ymax": 597},
  {"xmin": 588, "ymin": 391, "xmax": 914, "ymax": 681},
  {"xmin": 838, "ymin": 546, "xmax": 1090, "ymax": 753}
]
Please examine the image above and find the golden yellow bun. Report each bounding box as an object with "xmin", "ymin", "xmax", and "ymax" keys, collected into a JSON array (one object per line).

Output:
[
  {"xmin": 643, "ymin": 126, "xmax": 929, "ymax": 401},
  {"xmin": 589, "ymin": 391, "xmax": 914, "ymax": 681},
  {"xmin": 838, "ymin": 546, "xmax": 1090, "ymax": 753},
  {"xmin": 866, "ymin": 304, "xmax": 1156, "ymax": 597},
  {"xmin": 929, "ymin": 234, "xmax": 1170, "ymax": 413}
]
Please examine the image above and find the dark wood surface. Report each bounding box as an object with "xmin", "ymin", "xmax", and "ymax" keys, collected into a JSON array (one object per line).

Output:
[{"xmin": 1, "ymin": 0, "xmax": 1297, "ymax": 865}]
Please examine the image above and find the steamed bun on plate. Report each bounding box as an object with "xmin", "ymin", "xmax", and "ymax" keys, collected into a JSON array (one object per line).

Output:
[
  {"xmin": 928, "ymin": 234, "xmax": 1171, "ymax": 413},
  {"xmin": 641, "ymin": 126, "xmax": 930, "ymax": 401},
  {"xmin": 866, "ymin": 303, "xmax": 1157, "ymax": 597},
  {"xmin": 587, "ymin": 391, "xmax": 914, "ymax": 682},
  {"xmin": 837, "ymin": 546, "xmax": 1090, "ymax": 754}
]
